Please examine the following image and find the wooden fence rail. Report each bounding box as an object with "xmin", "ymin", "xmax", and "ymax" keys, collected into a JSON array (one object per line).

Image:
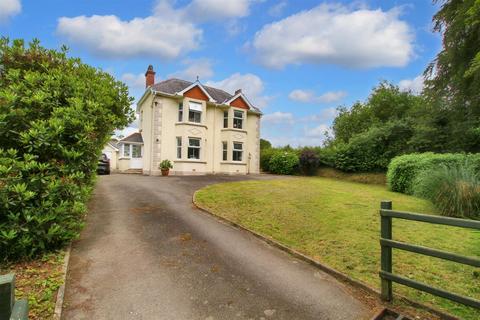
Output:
[{"xmin": 379, "ymin": 200, "xmax": 480, "ymax": 309}]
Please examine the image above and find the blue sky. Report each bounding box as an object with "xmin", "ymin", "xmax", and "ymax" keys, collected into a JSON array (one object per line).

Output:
[{"xmin": 0, "ymin": 0, "xmax": 441, "ymax": 146}]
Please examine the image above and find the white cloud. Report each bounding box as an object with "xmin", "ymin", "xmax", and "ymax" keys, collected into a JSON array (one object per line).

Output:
[
  {"xmin": 56, "ymin": 0, "xmax": 256, "ymax": 59},
  {"xmin": 169, "ymin": 58, "xmax": 214, "ymax": 81},
  {"xmin": 262, "ymin": 112, "xmax": 294, "ymax": 125},
  {"xmin": 268, "ymin": 1, "xmax": 287, "ymax": 17},
  {"xmin": 182, "ymin": 0, "xmax": 252, "ymax": 22},
  {"xmin": 289, "ymin": 89, "xmax": 347, "ymax": 103},
  {"xmin": 57, "ymin": 13, "xmax": 201, "ymax": 59},
  {"xmin": 206, "ymin": 73, "xmax": 271, "ymax": 108},
  {"xmin": 252, "ymin": 4, "xmax": 414, "ymax": 69},
  {"xmin": 121, "ymin": 73, "xmax": 145, "ymax": 90},
  {"xmin": 399, "ymin": 75, "xmax": 424, "ymax": 95},
  {"xmin": 0, "ymin": 0, "xmax": 21, "ymax": 22}
]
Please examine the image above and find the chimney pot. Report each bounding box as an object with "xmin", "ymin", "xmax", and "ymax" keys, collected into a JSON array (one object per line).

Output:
[
  {"xmin": 145, "ymin": 65, "xmax": 155, "ymax": 88},
  {"xmin": 235, "ymin": 89, "xmax": 242, "ymax": 95}
]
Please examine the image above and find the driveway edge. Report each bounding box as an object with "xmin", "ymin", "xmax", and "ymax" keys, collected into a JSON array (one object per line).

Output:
[
  {"xmin": 192, "ymin": 191, "xmax": 457, "ymax": 320},
  {"xmin": 54, "ymin": 244, "xmax": 71, "ymax": 320}
]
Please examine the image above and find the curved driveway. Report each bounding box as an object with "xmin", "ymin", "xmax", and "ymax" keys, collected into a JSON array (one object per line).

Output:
[{"xmin": 63, "ymin": 174, "xmax": 371, "ymax": 320}]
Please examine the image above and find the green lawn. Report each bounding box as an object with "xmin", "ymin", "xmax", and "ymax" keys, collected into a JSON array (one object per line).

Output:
[{"xmin": 194, "ymin": 177, "xmax": 480, "ymax": 319}]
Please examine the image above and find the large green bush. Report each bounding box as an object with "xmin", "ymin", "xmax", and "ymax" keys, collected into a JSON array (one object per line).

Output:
[
  {"xmin": 268, "ymin": 151, "xmax": 299, "ymax": 175},
  {"xmin": 334, "ymin": 121, "xmax": 412, "ymax": 172},
  {"xmin": 0, "ymin": 39, "xmax": 133, "ymax": 260},
  {"xmin": 387, "ymin": 153, "xmax": 480, "ymax": 194},
  {"xmin": 413, "ymin": 163, "xmax": 480, "ymax": 219},
  {"xmin": 260, "ymin": 148, "xmax": 277, "ymax": 172}
]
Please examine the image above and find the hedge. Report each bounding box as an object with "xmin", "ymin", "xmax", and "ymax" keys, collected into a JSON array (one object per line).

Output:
[
  {"xmin": 387, "ymin": 153, "xmax": 480, "ymax": 194},
  {"xmin": 268, "ymin": 151, "xmax": 299, "ymax": 175},
  {"xmin": 0, "ymin": 39, "xmax": 133, "ymax": 260}
]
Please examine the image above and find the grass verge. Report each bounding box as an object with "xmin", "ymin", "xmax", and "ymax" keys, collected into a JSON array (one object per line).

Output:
[
  {"xmin": 194, "ymin": 177, "xmax": 480, "ymax": 320},
  {"xmin": 0, "ymin": 250, "xmax": 66, "ymax": 320}
]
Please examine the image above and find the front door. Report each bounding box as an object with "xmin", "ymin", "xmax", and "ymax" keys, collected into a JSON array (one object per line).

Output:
[{"xmin": 130, "ymin": 144, "xmax": 143, "ymax": 169}]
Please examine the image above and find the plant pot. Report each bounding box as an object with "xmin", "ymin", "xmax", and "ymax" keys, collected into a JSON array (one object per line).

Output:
[{"xmin": 161, "ymin": 168, "xmax": 170, "ymax": 176}]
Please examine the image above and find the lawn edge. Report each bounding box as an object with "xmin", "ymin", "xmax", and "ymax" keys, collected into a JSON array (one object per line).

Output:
[
  {"xmin": 192, "ymin": 190, "xmax": 458, "ymax": 320},
  {"xmin": 53, "ymin": 244, "xmax": 71, "ymax": 320}
]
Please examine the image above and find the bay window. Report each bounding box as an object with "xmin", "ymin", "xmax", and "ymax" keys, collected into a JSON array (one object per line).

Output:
[
  {"xmin": 232, "ymin": 142, "xmax": 243, "ymax": 161},
  {"xmin": 222, "ymin": 141, "xmax": 228, "ymax": 161},
  {"xmin": 188, "ymin": 138, "xmax": 201, "ymax": 159},
  {"xmin": 223, "ymin": 110, "xmax": 228, "ymax": 128},
  {"xmin": 188, "ymin": 101, "xmax": 202, "ymax": 123},
  {"xmin": 178, "ymin": 102, "xmax": 184, "ymax": 122},
  {"xmin": 233, "ymin": 110, "xmax": 244, "ymax": 129},
  {"xmin": 176, "ymin": 137, "xmax": 182, "ymax": 159}
]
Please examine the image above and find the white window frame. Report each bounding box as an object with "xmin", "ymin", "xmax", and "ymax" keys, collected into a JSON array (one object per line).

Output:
[
  {"xmin": 233, "ymin": 110, "xmax": 244, "ymax": 129},
  {"xmin": 188, "ymin": 101, "xmax": 202, "ymax": 124},
  {"xmin": 176, "ymin": 137, "xmax": 182, "ymax": 159},
  {"xmin": 123, "ymin": 143, "xmax": 131, "ymax": 157},
  {"xmin": 232, "ymin": 142, "xmax": 243, "ymax": 162},
  {"xmin": 188, "ymin": 138, "xmax": 201, "ymax": 160},
  {"xmin": 222, "ymin": 141, "xmax": 228, "ymax": 161},
  {"xmin": 131, "ymin": 145, "xmax": 142, "ymax": 158},
  {"xmin": 223, "ymin": 110, "xmax": 228, "ymax": 128},
  {"xmin": 178, "ymin": 102, "xmax": 183, "ymax": 122}
]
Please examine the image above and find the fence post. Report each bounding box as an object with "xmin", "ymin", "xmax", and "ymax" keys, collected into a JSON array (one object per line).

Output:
[
  {"xmin": 0, "ymin": 274, "xmax": 15, "ymax": 319},
  {"xmin": 380, "ymin": 200, "xmax": 393, "ymax": 301}
]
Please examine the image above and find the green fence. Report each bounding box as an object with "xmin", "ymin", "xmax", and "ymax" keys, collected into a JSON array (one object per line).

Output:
[
  {"xmin": 0, "ymin": 274, "xmax": 29, "ymax": 320},
  {"xmin": 379, "ymin": 200, "xmax": 480, "ymax": 309}
]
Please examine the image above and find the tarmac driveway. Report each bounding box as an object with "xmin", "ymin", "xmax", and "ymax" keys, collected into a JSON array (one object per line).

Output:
[{"xmin": 62, "ymin": 174, "xmax": 371, "ymax": 320}]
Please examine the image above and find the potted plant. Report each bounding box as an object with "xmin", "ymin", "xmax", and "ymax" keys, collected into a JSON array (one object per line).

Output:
[{"xmin": 159, "ymin": 160, "xmax": 173, "ymax": 176}]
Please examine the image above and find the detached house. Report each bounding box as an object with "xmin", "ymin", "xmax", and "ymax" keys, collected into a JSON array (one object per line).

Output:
[{"xmin": 131, "ymin": 65, "xmax": 261, "ymax": 175}]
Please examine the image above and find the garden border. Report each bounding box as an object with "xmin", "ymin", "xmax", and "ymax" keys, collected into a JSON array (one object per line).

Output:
[
  {"xmin": 192, "ymin": 191, "xmax": 458, "ymax": 320},
  {"xmin": 53, "ymin": 244, "xmax": 71, "ymax": 320}
]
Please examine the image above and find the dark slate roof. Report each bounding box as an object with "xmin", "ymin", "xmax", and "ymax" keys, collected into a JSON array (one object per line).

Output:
[
  {"xmin": 120, "ymin": 132, "xmax": 143, "ymax": 143},
  {"xmin": 151, "ymin": 78, "xmax": 260, "ymax": 112},
  {"xmin": 109, "ymin": 139, "xmax": 119, "ymax": 149}
]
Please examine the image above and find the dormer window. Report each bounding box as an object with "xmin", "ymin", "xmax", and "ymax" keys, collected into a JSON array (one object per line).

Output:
[
  {"xmin": 188, "ymin": 101, "xmax": 202, "ymax": 123},
  {"xmin": 233, "ymin": 110, "xmax": 244, "ymax": 129}
]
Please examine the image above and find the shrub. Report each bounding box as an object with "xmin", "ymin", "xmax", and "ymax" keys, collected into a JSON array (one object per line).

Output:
[
  {"xmin": 0, "ymin": 39, "xmax": 133, "ymax": 260},
  {"xmin": 260, "ymin": 148, "xmax": 277, "ymax": 172},
  {"xmin": 333, "ymin": 121, "xmax": 412, "ymax": 172},
  {"xmin": 413, "ymin": 163, "xmax": 480, "ymax": 219},
  {"xmin": 387, "ymin": 153, "xmax": 480, "ymax": 194},
  {"xmin": 268, "ymin": 151, "xmax": 299, "ymax": 175},
  {"xmin": 299, "ymin": 149, "xmax": 320, "ymax": 175}
]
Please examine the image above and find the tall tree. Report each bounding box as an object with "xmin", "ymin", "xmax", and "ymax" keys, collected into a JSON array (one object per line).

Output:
[{"xmin": 425, "ymin": 0, "xmax": 480, "ymax": 151}]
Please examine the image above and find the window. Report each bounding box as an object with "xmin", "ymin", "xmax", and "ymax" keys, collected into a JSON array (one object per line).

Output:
[
  {"xmin": 232, "ymin": 142, "xmax": 243, "ymax": 161},
  {"xmin": 223, "ymin": 111, "xmax": 228, "ymax": 128},
  {"xmin": 233, "ymin": 110, "xmax": 244, "ymax": 129},
  {"xmin": 222, "ymin": 141, "xmax": 228, "ymax": 161},
  {"xmin": 123, "ymin": 144, "xmax": 131, "ymax": 157},
  {"xmin": 132, "ymin": 145, "xmax": 142, "ymax": 158},
  {"xmin": 188, "ymin": 138, "xmax": 201, "ymax": 159},
  {"xmin": 176, "ymin": 137, "xmax": 182, "ymax": 159},
  {"xmin": 188, "ymin": 101, "xmax": 202, "ymax": 123},
  {"xmin": 178, "ymin": 102, "xmax": 183, "ymax": 122}
]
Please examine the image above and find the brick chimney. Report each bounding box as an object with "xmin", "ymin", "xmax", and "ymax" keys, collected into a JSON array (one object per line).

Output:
[
  {"xmin": 145, "ymin": 65, "xmax": 155, "ymax": 88},
  {"xmin": 235, "ymin": 89, "xmax": 242, "ymax": 95}
]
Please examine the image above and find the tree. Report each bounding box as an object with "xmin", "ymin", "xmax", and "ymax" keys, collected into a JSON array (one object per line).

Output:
[
  {"xmin": 424, "ymin": 0, "xmax": 480, "ymax": 152},
  {"xmin": 260, "ymin": 138, "xmax": 272, "ymax": 150}
]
